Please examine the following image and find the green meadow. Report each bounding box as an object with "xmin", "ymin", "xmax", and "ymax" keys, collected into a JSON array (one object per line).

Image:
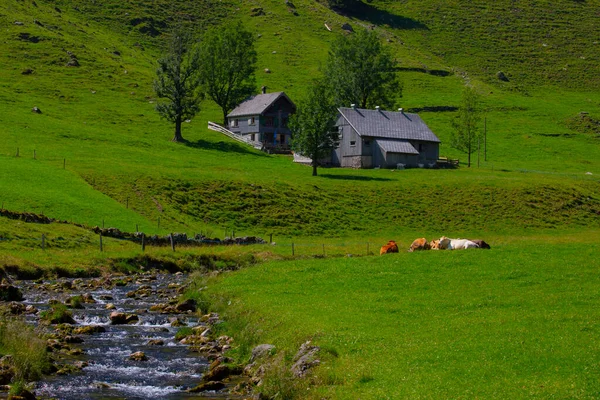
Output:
[{"xmin": 0, "ymin": 0, "xmax": 599, "ymax": 397}]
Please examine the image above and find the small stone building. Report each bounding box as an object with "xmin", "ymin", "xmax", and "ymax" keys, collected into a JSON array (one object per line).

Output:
[
  {"xmin": 332, "ymin": 106, "xmax": 441, "ymax": 168},
  {"xmin": 227, "ymin": 88, "xmax": 296, "ymax": 151}
]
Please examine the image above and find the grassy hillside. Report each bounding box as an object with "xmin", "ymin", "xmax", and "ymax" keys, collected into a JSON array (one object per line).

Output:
[
  {"xmin": 0, "ymin": 0, "xmax": 599, "ymax": 238},
  {"xmin": 207, "ymin": 236, "xmax": 600, "ymax": 398}
]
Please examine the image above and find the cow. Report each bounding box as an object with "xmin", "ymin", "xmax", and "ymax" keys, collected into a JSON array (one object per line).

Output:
[
  {"xmin": 438, "ymin": 236, "xmax": 479, "ymax": 250},
  {"xmin": 469, "ymin": 239, "xmax": 491, "ymax": 249},
  {"xmin": 380, "ymin": 240, "xmax": 399, "ymax": 255},
  {"xmin": 430, "ymin": 239, "xmax": 440, "ymax": 250},
  {"xmin": 408, "ymin": 238, "xmax": 430, "ymax": 252}
]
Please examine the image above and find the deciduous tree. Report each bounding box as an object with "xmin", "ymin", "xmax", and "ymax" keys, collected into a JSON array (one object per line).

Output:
[
  {"xmin": 290, "ymin": 81, "xmax": 338, "ymax": 176},
  {"xmin": 154, "ymin": 28, "xmax": 203, "ymax": 142},
  {"xmin": 197, "ymin": 22, "xmax": 257, "ymax": 126},
  {"xmin": 325, "ymin": 28, "xmax": 401, "ymax": 110},
  {"xmin": 450, "ymin": 85, "xmax": 482, "ymax": 167}
]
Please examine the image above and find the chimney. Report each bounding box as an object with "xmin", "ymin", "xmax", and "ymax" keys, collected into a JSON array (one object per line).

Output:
[
  {"xmin": 351, "ymin": 103, "xmax": 356, "ymax": 109},
  {"xmin": 375, "ymin": 106, "xmax": 380, "ymax": 111},
  {"xmin": 261, "ymin": 86, "xmax": 267, "ymax": 94},
  {"xmin": 398, "ymin": 108, "xmax": 403, "ymax": 112}
]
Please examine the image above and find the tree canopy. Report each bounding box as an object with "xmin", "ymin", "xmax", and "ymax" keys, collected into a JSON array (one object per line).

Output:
[
  {"xmin": 325, "ymin": 28, "xmax": 401, "ymax": 110},
  {"xmin": 290, "ymin": 80, "xmax": 339, "ymax": 176},
  {"xmin": 153, "ymin": 28, "xmax": 203, "ymax": 142},
  {"xmin": 450, "ymin": 85, "xmax": 482, "ymax": 167},
  {"xmin": 197, "ymin": 22, "xmax": 257, "ymax": 126}
]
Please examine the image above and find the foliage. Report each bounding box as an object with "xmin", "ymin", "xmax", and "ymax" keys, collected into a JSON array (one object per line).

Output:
[
  {"xmin": 450, "ymin": 85, "xmax": 482, "ymax": 167},
  {"xmin": 198, "ymin": 22, "xmax": 257, "ymax": 126},
  {"xmin": 0, "ymin": 318, "xmax": 51, "ymax": 382},
  {"xmin": 154, "ymin": 27, "xmax": 203, "ymax": 142},
  {"xmin": 290, "ymin": 80, "xmax": 338, "ymax": 176},
  {"xmin": 174, "ymin": 327, "xmax": 194, "ymax": 341},
  {"xmin": 39, "ymin": 304, "xmax": 74, "ymax": 324},
  {"xmin": 325, "ymin": 28, "xmax": 401, "ymax": 110}
]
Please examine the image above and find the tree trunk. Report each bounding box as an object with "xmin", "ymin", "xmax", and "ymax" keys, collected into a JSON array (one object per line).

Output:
[
  {"xmin": 312, "ymin": 161, "xmax": 318, "ymax": 176},
  {"xmin": 172, "ymin": 117, "xmax": 184, "ymax": 142},
  {"xmin": 223, "ymin": 109, "xmax": 228, "ymax": 127}
]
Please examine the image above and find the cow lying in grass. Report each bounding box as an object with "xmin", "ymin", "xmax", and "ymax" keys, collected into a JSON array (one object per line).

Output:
[
  {"xmin": 470, "ymin": 239, "xmax": 491, "ymax": 249},
  {"xmin": 408, "ymin": 238, "xmax": 430, "ymax": 252},
  {"xmin": 438, "ymin": 236, "xmax": 479, "ymax": 250},
  {"xmin": 380, "ymin": 240, "xmax": 399, "ymax": 255}
]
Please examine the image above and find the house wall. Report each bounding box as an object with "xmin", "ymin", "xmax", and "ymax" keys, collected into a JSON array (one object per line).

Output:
[
  {"xmin": 410, "ymin": 141, "xmax": 439, "ymax": 162},
  {"xmin": 228, "ymin": 97, "xmax": 295, "ymax": 146},
  {"xmin": 333, "ymin": 116, "xmax": 363, "ymax": 167}
]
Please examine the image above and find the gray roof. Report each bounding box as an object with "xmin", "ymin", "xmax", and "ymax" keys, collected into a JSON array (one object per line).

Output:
[
  {"xmin": 376, "ymin": 139, "xmax": 419, "ymax": 155},
  {"xmin": 227, "ymin": 92, "xmax": 295, "ymax": 118},
  {"xmin": 338, "ymin": 107, "xmax": 441, "ymax": 143}
]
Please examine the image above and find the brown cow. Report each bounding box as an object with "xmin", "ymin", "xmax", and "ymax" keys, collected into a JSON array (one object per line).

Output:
[
  {"xmin": 408, "ymin": 238, "xmax": 430, "ymax": 252},
  {"xmin": 430, "ymin": 239, "xmax": 440, "ymax": 250},
  {"xmin": 380, "ymin": 240, "xmax": 399, "ymax": 255},
  {"xmin": 470, "ymin": 239, "xmax": 491, "ymax": 249}
]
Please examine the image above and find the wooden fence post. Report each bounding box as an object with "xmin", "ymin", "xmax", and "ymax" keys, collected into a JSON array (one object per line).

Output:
[
  {"xmin": 323, "ymin": 244, "xmax": 325, "ymax": 256},
  {"xmin": 63, "ymin": 158, "xmax": 66, "ymax": 169},
  {"xmin": 15, "ymin": 148, "xmax": 19, "ymax": 157},
  {"xmin": 41, "ymin": 234, "xmax": 45, "ymax": 250},
  {"xmin": 170, "ymin": 233, "xmax": 175, "ymax": 252},
  {"xmin": 33, "ymin": 150, "xmax": 36, "ymax": 159},
  {"xmin": 269, "ymin": 233, "xmax": 273, "ymax": 244},
  {"xmin": 292, "ymin": 242, "xmax": 295, "ymax": 256},
  {"xmin": 99, "ymin": 233, "xmax": 103, "ymax": 252},
  {"xmin": 136, "ymin": 224, "xmax": 139, "ymax": 233},
  {"xmin": 141, "ymin": 233, "xmax": 145, "ymax": 252}
]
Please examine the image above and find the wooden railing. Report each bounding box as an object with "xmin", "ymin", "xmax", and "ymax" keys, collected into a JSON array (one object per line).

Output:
[{"xmin": 207, "ymin": 122, "xmax": 262, "ymax": 149}]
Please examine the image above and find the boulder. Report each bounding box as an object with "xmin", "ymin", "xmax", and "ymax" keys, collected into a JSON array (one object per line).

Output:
[
  {"xmin": 175, "ymin": 299, "xmax": 197, "ymax": 313},
  {"xmin": 128, "ymin": 351, "xmax": 148, "ymax": 361},
  {"xmin": 341, "ymin": 23, "xmax": 353, "ymax": 32},
  {"xmin": 202, "ymin": 364, "xmax": 243, "ymax": 382},
  {"xmin": 110, "ymin": 312, "xmax": 138, "ymax": 325},
  {"xmin": 290, "ymin": 341, "xmax": 320, "ymax": 377},
  {"xmin": 496, "ymin": 71, "xmax": 509, "ymax": 82},
  {"xmin": 73, "ymin": 325, "xmax": 106, "ymax": 335},
  {"xmin": 250, "ymin": 344, "xmax": 276, "ymax": 362},
  {"xmin": 147, "ymin": 339, "xmax": 164, "ymax": 346},
  {"xmin": 0, "ymin": 285, "xmax": 23, "ymax": 301}
]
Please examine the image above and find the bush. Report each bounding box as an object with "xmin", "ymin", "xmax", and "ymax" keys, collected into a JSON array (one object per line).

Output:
[
  {"xmin": 0, "ymin": 318, "xmax": 51, "ymax": 382},
  {"xmin": 175, "ymin": 327, "xmax": 193, "ymax": 341}
]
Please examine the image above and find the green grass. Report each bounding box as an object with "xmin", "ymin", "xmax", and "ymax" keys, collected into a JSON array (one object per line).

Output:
[{"xmin": 206, "ymin": 236, "xmax": 600, "ymax": 398}]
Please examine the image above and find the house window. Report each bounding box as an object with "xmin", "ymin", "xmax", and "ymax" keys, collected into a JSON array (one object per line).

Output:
[
  {"xmin": 338, "ymin": 126, "xmax": 343, "ymax": 140},
  {"xmin": 365, "ymin": 140, "xmax": 371, "ymax": 147},
  {"xmin": 232, "ymin": 119, "xmax": 239, "ymax": 128},
  {"xmin": 249, "ymin": 117, "xmax": 256, "ymax": 125},
  {"xmin": 350, "ymin": 141, "xmax": 356, "ymax": 146},
  {"xmin": 251, "ymin": 133, "xmax": 256, "ymax": 141}
]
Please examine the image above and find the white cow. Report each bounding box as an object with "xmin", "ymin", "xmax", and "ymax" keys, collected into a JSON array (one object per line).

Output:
[{"xmin": 438, "ymin": 236, "xmax": 479, "ymax": 250}]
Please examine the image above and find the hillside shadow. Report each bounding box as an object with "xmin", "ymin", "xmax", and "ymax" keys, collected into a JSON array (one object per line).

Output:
[
  {"xmin": 186, "ymin": 139, "xmax": 268, "ymax": 157},
  {"xmin": 337, "ymin": 3, "xmax": 428, "ymax": 30},
  {"xmin": 319, "ymin": 174, "xmax": 393, "ymax": 182}
]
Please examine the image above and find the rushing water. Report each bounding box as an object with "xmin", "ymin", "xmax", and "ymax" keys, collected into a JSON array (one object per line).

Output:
[{"xmin": 17, "ymin": 273, "xmax": 235, "ymax": 400}]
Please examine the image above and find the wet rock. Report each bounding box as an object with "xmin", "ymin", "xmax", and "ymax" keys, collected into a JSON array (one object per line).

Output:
[
  {"xmin": 169, "ymin": 317, "xmax": 187, "ymax": 327},
  {"xmin": 73, "ymin": 325, "xmax": 106, "ymax": 335},
  {"xmin": 6, "ymin": 302, "xmax": 27, "ymax": 315},
  {"xmin": 188, "ymin": 381, "xmax": 225, "ymax": 393},
  {"xmin": 290, "ymin": 341, "xmax": 320, "ymax": 377},
  {"xmin": 63, "ymin": 335, "xmax": 84, "ymax": 344},
  {"xmin": 8, "ymin": 387, "xmax": 37, "ymax": 400},
  {"xmin": 110, "ymin": 311, "xmax": 138, "ymax": 325},
  {"xmin": 0, "ymin": 285, "xmax": 23, "ymax": 301},
  {"xmin": 82, "ymin": 293, "xmax": 96, "ymax": 303},
  {"xmin": 341, "ymin": 22, "xmax": 353, "ymax": 32},
  {"xmin": 202, "ymin": 364, "xmax": 243, "ymax": 382},
  {"xmin": 105, "ymin": 303, "xmax": 116, "ymax": 310},
  {"xmin": 73, "ymin": 361, "xmax": 88, "ymax": 369},
  {"xmin": 0, "ymin": 356, "xmax": 15, "ymax": 385},
  {"xmin": 128, "ymin": 351, "xmax": 148, "ymax": 361},
  {"xmin": 175, "ymin": 299, "xmax": 196, "ymax": 313},
  {"xmin": 147, "ymin": 339, "xmax": 164, "ymax": 346},
  {"xmin": 497, "ymin": 71, "xmax": 509, "ymax": 82}
]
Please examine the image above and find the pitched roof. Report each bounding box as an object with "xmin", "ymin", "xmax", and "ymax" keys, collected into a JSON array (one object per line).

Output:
[
  {"xmin": 338, "ymin": 107, "xmax": 441, "ymax": 143},
  {"xmin": 375, "ymin": 139, "xmax": 419, "ymax": 155},
  {"xmin": 227, "ymin": 92, "xmax": 295, "ymax": 118}
]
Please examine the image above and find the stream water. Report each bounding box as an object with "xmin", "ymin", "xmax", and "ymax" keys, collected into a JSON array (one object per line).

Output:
[{"xmin": 16, "ymin": 273, "xmax": 237, "ymax": 400}]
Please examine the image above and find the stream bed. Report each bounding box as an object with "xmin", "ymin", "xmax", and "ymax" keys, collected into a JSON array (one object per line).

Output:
[{"xmin": 14, "ymin": 272, "xmax": 241, "ymax": 400}]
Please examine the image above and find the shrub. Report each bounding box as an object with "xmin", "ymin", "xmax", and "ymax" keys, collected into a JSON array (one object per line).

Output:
[
  {"xmin": 0, "ymin": 318, "xmax": 51, "ymax": 382},
  {"xmin": 175, "ymin": 327, "xmax": 193, "ymax": 341},
  {"xmin": 40, "ymin": 304, "xmax": 75, "ymax": 324}
]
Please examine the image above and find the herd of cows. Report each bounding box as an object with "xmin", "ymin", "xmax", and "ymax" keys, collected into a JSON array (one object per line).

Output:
[{"xmin": 380, "ymin": 237, "xmax": 491, "ymax": 254}]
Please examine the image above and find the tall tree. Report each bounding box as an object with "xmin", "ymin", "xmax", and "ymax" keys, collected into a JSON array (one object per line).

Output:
[
  {"xmin": 325, "ymin": 28, "xmax": 401, "ymax": 110},
  {"xmin": 154, "ymin": 28, "xmax": 203, "ymax": 142},
  {"xmin": 290, "ymin": 80, "xmax": 338, "ymax": 176},
  {"xmin": 197, "ymin": 22, "xmax": 257, "ymax": 126},
  {"xmin": 450, "ymin": 85, "xmax": 482, "ymax": 167}
]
